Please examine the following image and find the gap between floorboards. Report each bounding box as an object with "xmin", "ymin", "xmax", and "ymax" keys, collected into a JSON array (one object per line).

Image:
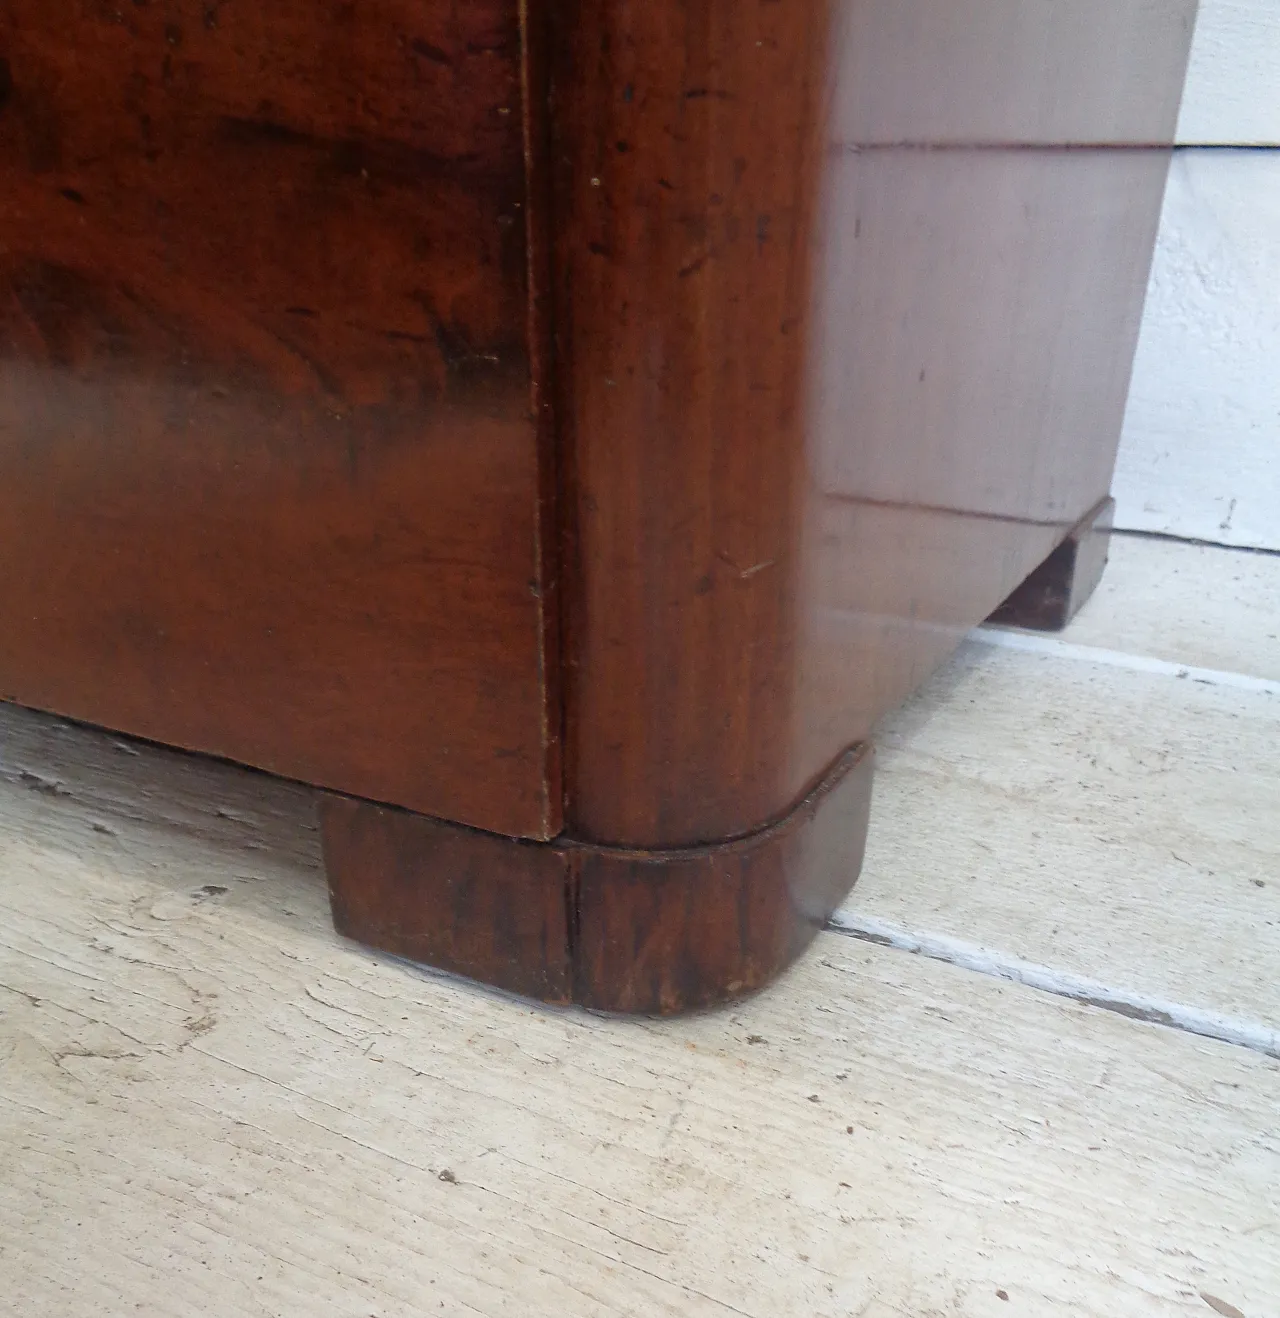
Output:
[
  {"xmin": 972, "ymin": 625, "xmax": 1280, "ymax": 695},
  {"xmin": 826, "ymin": 911, "xmax": 1280, "ymax": 1061},
  {"xmin": 1112, "ymin": 526, "xmax": 1280, "ymax": 558}
]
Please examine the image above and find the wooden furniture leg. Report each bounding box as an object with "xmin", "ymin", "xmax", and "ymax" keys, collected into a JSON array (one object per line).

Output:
[
  {"xmin": 0, "ymin": 1, "xmax": 1196, "ymax": 1016},
  {"xmin": 989, "ymin": 498, "xmax": 1117, "ymax": 633},
  {"xmin": 322, "ymin": 745, "xmax": 874, "ymax": 1015}
]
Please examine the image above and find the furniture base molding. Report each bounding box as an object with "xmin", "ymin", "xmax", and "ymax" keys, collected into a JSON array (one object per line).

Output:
[
  {"xmin": 989, "ymin": 498, "xmax": 1115, "ymax": 633},
  {"xmin": 322, "ymin": 743, "xmax": 875, "ymax": 1015}
]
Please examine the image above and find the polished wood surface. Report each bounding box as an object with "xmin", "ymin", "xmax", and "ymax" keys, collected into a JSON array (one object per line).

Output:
[
  {"xmin": 552, "ymin": 0, "xmax": 828, "ymax": 847},
  {"xmin": 831, "ymin": 0, "xmax": 1197, "ymax": 146},
  {"xmin": 2, "ymin": 1, "xmax": 1198, "ymax": 1012},
  {"xmin": 323, "ymin": 742, "xmax": 873, "ymax": 1016},
  {"xmin": 0, "ymin": 0, "xmax": 559, "ymax": 838},
  {"xmin": 324, "ymin": 795, "xmax": 572, "ymax": 1005},
  {"xmin": 554, "ymin": 0, "xmax": 1196, "ymax": 848},
  {"xmin": 792, "ymin": 147, "xmax": 1167, "ymax": 784},
  {"xmin": 573, "ymin": 743, "xmax": 873, "ymax": 1014}
]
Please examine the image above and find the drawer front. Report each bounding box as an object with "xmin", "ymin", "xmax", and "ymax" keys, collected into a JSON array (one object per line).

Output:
[{"xmin": 0, "ymin": 1, "xmax": 558, "ymax": 838}]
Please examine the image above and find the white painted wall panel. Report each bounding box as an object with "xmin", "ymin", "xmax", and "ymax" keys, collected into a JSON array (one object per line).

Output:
[
  {"xmin": 1114, "ymin": 150, "xmax": 1280, "ymax": 549},
  {"xmin": 1178, "ymin": 0, "xmax": 1280, "ymax": 145}
]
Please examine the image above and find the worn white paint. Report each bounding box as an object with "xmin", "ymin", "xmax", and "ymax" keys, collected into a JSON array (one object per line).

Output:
[
  {"xmin": 830, "ymin": 911, "xmax": 1280, "ymax": 1059},
  {"xmin": 2, "ymin": 700, "xmax": 1279, "ymax": 1317},
  {"xmin": 971, "ymin": 623, "xmax": 1280, "ymax": 696},
  {"xmin": 1179, "ymin": 0, "xmax": 1280, "ymax": 144},
  {"xmin": 1064, "ymin": 534, "xmax": 1280, "ymax": 680},
  {"xmin": 1115, "ymin": 149, "xmax": 1280, "ymax": 550},
  {"xmin": 1113, "ymin": 1, "xmax": 1280, "ymax": 549},
  {"xmin": 843, "ymin": 543, "xmax": 1280, "ymax": 1026}
]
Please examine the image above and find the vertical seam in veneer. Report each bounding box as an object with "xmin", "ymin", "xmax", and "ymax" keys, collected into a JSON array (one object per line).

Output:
[
  {"xmin": 520, "ymin": 0, "xmax": 564, "ymax": 838},
  {"xmin": 563, "ymin": 849, "xmax": 583, "ymax": 1000},
  {"xmin": 535, "ymin": 0, "xmax": 581, "ymax": 833}
]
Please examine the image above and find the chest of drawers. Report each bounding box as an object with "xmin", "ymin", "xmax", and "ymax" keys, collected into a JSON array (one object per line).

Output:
[{"xmin": 0, "ymin": 1, "xmax": 1196, "ymax": 1012}]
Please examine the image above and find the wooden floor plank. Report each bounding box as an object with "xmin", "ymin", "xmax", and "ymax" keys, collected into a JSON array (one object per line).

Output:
[
  {"xmin": 1060, "ymin": 533, "xmax": 1279, "ymax": 680},
  {"xmin": 849, "ymin": 634, "xmax": 1280, "ymax": 1027},
  {"xmin": 1, "ymin": 709, "xmax": 1278, "ymax": 1318}
]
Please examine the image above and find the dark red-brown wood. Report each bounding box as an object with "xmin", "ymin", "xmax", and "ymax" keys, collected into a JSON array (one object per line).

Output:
[
  {"xmin": 552, "ymin": 0, "xmax": 1195, "ymax": 849},
  {"xmin": 572, "ymin": 744, "xmax": 874, "ymax": 1014},
  {"xmin": 324, "ymin": 795, "xmax": 573, "ymax": 1004},
  {"xmin": 0, "ymin": 0, "xmax": 559, "ymax": 839},
  {"xmin": 989, "ymin": 498, "xmax": 1116, "ymax": 633},
  {"xmin": 2, "ymin": 0, "xmax": 1198, "ymax": 1013},
  {"xmin": 323, "ymin": 742, "xmax": 873, "ymax": 1015}
]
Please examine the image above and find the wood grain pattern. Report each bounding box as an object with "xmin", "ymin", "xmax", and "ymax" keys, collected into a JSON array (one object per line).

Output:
[
  {"xmin": 572, "ymin": 743, "xmax": 874, "ymax": 1014},
  {"xmin": 0, "ymin": 0, "xmax": 559, "ymax": 838},
  {"xmin": 0, "ymin": 1, "xmax": 1200, "ymax": 1010},
  {"xmin": 791, "ymin": 145, "xmax": 1168, "ymax": 786},
  {"xmin": 321, "ymin": 742, "xmax": 873, "ymax": 1015},
  {"xmin": 554, "ymin": 0, "xmax": 1194, "ymax": 848},
  {"xmin": 551, "ymin": 0, "xmax": 828, "ymax": 847},
  {"xmin": 324, "ymin": 796, "xmax": 572, "ymax": 1004}
]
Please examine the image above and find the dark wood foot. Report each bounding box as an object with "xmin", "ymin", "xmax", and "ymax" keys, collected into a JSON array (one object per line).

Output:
[
  {"xmin": 988, "ymin": 497, "xmax": 1115, "ymax": 632},
  {"xmin": 321, "ymin": 743, "xmax": 874, "ymax": 1015}
]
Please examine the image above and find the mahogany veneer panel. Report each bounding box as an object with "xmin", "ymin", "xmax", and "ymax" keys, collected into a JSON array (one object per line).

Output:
[
  {"xmin": 553, "ymin": 0, "xmax": 1192, "ymax": 847},
  {"xmin": 0, "ymin": 0, "xmax": 1198, "ymax": 1012},
  {"xmin": 0, "ymin": 0, "xmax": 558, "ymax": 838}
]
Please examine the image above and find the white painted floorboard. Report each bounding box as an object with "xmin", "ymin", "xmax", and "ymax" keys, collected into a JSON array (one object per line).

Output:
[
  {"xmin": 844, "ymin": 636, "xmax": 1279, "ymax": 1026},
  {"xmin": 1064, "ymin": 535, "xmax": 1280, "ymax": 683},
  {"xmin": 842, "ymin": 535, "xmax": 1280, "ymax": 1030},
  {"xmin": 2, "ymin": 537, "xmax": 1278, "ymax": 1317},
  {"xmin": 1, "ymin": 766, "xmax": 1277, "ymax": 1318}
]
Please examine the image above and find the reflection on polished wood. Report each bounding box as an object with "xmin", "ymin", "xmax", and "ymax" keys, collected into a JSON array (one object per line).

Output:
[
  {"xmin": 831, "ymin": 0, "xmax": 1197, "ymax": 146},
  {"xmin": 0, "ymin": 0, "xmax": 559, "ymax": 838},
  {"xmin": 1, "ymin": 1, "xmax": 1198, "ymax": 1011},
  {"xmin": 795, "ymin": 145, "xmax": 1167, "ymax": 784},
  {"xmin": 323, "ymin": 743, "xmax": 874, "ymax": 1016},
  {"xmin": 556, "ymin": 0, "xmax": 1194, "ymax": 848}
]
